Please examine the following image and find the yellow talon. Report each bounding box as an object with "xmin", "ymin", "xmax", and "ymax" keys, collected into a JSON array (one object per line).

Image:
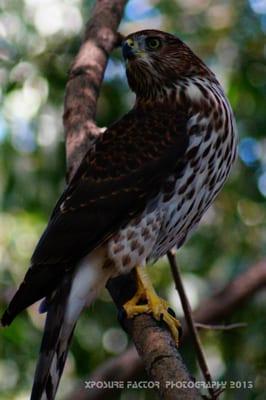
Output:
[{"xmin": 123, "ymin": 266, "xmax": 181, "ymax": 345}]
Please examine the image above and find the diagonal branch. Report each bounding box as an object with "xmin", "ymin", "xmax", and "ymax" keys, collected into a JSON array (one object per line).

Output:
[
  {"xmin": 167, "ymin": 250, "xmax": 218, "ymax": 400},
  {"xmin": 65, "ymin": 259, "xmax": 266, "ymax": 400},
  {"xmin": 63, "ymin": 1, "xmax": 200, "ymax": 399},
  {"xmin": 64, "ymin": 0, "xmax": 125, "ymax": 181}
]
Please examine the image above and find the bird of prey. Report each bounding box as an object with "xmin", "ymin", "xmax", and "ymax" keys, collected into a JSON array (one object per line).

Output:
[{"xmin": 1, "ymin": 29, "xmax": 237, "ymax": 399}]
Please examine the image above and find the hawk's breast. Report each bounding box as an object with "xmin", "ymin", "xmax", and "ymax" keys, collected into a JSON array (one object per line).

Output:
[
  {"xmin": 107, "ymin": 79, "xmax": 237, "ymax": 271},
  {"xmin": 151, "ymin": 80, "xmax": 237, "ymax": 259}
]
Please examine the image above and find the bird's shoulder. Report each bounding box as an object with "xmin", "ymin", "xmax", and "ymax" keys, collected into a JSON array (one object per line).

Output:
[
  {"xmin": 72, "ymin": 107, "xmax": 188, "ymax": 183},
  {"xmin": 31, "ymin": 107, "xmax": 189, "ymax": 265}
]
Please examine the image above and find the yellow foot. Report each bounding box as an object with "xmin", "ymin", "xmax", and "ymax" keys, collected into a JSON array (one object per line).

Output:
[{"xmin": 123, "ymin": 266, "xmax": 181, "ymax": 345}]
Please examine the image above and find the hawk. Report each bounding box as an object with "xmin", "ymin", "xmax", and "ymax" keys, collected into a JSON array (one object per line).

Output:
[{"xmin": 1, "ymin": 30, "xmax": 237, "ymax": 399}]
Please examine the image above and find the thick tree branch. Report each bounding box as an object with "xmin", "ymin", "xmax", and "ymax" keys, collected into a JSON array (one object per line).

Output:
[
  {"xmin": 66, "ymin": 259, "xmax": 266, "ymax": 400},
  {"xmin": 63, "ymin": 1, "xmax": 199, "ymax": 399},
  {"xmin": 192, "ymin": 259, "xmax": 266, "ymax": 324},
  {"xmin": 64, "ymin": 0, "xmax": 125, "ymax": 181}
]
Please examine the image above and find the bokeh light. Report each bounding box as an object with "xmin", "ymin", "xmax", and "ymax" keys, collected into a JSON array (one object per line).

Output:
[{"xmin": 0, "ymin": 0, "xmax": 266, "ymax": 399}]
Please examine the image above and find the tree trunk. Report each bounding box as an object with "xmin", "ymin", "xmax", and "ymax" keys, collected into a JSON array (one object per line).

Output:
[{"xmin": 63, "ymin": 1, "xmax": 200, "ymax": 399}]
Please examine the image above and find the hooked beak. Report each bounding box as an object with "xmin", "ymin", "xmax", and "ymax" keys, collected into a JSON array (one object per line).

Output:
[{"xmin": 122, "ymin": 39, "xmax": 137, "ymax": 61}]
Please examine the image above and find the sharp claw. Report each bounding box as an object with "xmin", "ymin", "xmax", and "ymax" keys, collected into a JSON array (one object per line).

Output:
[
  {"xmin": 167, "ymin": 307, "xmax": 176, "ymax": 318},
  {"xmin": 121, "ymin": 265, "xmax": 181, "ymax": 345}
]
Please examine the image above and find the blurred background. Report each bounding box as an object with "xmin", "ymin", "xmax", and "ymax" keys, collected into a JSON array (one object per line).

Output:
[{"xmin": 0, "ymin": 0, "xmax": 266, "ymax": 399}]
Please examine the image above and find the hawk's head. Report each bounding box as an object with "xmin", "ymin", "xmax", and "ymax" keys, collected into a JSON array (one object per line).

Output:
[{"xmin": 122, "ymin": 29, "xmax": 214, "ymax": 99}]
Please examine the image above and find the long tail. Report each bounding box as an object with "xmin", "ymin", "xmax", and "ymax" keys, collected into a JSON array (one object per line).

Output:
[
  {"xmin": 30, "ymin": 274, "xmax": 74, "ymax": 400},
  {"xmin": 30, "ymin": 249, "xmax": 111, "ymax": 400}
]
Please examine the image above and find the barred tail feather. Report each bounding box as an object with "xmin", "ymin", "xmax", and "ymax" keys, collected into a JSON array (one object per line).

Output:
[
  {"xmin": 31, "ymin": 248, "xmax": 111, "ymax": 400},
  {"xmin": 30, "ymin": 274, "xmax": 74, "ymax": 400}
]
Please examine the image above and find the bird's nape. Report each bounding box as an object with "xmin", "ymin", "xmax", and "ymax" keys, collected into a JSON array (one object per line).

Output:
[{"xmin": 123, "ymin": 29, "xmax": 214, "ymax": 99}]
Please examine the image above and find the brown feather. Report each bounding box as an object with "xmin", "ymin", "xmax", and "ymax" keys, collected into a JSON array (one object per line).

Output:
[{"xmin": 2, "ymin": 108, "xmax": 188, "ymax": 325}]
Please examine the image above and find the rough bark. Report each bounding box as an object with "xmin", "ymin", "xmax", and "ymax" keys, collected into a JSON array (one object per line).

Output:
[
  {"xmin": 65, "ymin": 259, "xmax": 266, "ymax": 400},
  {"xmin": 63, "ymin": 1, "xmax": 200, "ymax": 399},
  {"xmin": 64, "ymin": 0, "xmax": 125, "ymax": 181}
]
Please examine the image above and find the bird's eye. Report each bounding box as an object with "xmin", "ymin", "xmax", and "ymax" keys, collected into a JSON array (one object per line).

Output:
[{"xmin": 146, "ymin": 37, "xmax": 161, "ymax": 50}]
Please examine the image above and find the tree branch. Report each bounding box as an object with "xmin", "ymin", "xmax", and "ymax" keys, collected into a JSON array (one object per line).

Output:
[
  {"xmin": 64, "ymin": 0, "xmax": 125, "ymax": 181},
  {"xmin": 66, "ymin": 259, "xmax": 266, "ymax": 400},
  {"xmin": 63, "ymin": 1, "xmax": 199, "ymax": 399},
  {"xmin": 168, "ymin": 250, "xmax": 217, "ymax": 400}
]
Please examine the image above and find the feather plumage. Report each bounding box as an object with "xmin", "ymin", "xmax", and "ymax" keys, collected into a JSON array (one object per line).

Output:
[{"xmin": 1, "ymin": 29, "xmax": 237, "ymax": 400}]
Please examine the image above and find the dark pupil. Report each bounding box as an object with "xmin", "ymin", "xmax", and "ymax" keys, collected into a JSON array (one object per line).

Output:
[{"xmin": 149, "ymin": 39, "xmax": 158, "ymax": 47}]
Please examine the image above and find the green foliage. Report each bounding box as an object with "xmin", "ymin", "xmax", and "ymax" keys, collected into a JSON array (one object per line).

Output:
[{"xmin": 0, "ymin": 0, "xmax": 266, "ymax": 399}]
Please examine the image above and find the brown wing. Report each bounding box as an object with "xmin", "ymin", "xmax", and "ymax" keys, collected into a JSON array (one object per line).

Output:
[
  {"xmin": 32, "ymin": 109, "xmax": 188, "ymax": 264},
  {"xmin": 1, "ymin": 109, "xmax": 188, "ymax": 325}
]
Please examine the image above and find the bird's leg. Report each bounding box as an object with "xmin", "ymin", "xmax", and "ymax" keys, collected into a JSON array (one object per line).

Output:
[{"xmin": 123, "ymin": 265, "xmax": 181, "ymax": 345}]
